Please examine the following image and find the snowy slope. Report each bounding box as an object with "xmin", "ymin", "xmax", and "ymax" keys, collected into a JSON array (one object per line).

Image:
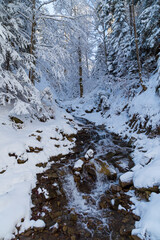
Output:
[
  {"xmin": 0, "ymin": 105, "xmax": 78, "ymax": 240},
  {"xmin": 61, "ymin": 72, "xmax": 160, "ymax": 240}
]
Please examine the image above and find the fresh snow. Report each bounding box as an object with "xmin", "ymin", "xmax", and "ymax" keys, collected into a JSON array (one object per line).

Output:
[
  {"xmin": 61, "ymin": 72, "xmax": 160, "ymax": 240},
  {"xmin": 0, "ymin": 105, "xmax": 78, "ymax": 240},
  {"xmin": 0, "ymin": 70, "xmax": 159, "ymax": 240},
  {"xmin": 73, "ymin": 159, "xmax": 84, "ymax": 169},
  {"xmin": 85, "ymin": 149, "xmax": 94, "ymax": 159},
  {"xmin": 120, "ymin": 171, "xmax": 134, "ymax": 183},
  {"xmin": 131, "ymin": 193, "xmax": 160, "ymax": 240}
]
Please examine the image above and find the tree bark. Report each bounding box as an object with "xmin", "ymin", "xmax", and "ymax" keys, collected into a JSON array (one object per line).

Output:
[
  {"xmin": 29, "ymin": 0, "xmax": 36, "ymax": 85},
  {"xmin": 132, "ymin": 0, "xmax": 147, "ymax": 91},
  {"xmin": 102, "ymin": 24, "xmax": 108, "ymax": 65},
  {"xmin": 78, "ymin": 44, "xmax": 83, "ymax": 98},
  {"xmin": 129, "ymin": 4, "xmax": 133, "ymax": 35}
]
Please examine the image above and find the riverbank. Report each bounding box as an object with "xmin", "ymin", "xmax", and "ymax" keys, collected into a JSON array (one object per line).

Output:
[
  {"xmin": 61, "ymin": 72, "xmax": 160, "ymax": 240},
  {"xmin": 13, "ymin": 118, "xmax": 137, "ymax": 240}
]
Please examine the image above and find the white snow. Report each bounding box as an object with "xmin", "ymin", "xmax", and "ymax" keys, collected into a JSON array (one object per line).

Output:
[
  {"xmin": 118, "ymin": 204, "xmax": 126, "ymax": 211},
  {"xmin": 0, "ymin": 69, "xmax": 160, "ymax": 240},
  {"xmin": 49, "ymin": 222, "xmax": 59, "ymax": 230},
  {"xmin": 111, "ymin": 199, "xmax": 115, "ymax": 206},
  {"xmin": 61, "ymin": 72, "xmax": 160, "ymax": 240},
  {"xmin": 120, "ymin": 171, "xmax": 134, "ymax": 183},
  {"xmin": 73, "ymin": 159, "xmax": 84, "ymax": 169},
  {"xmin": 0, "ymin": 105, "xmax": 78, "ymax": 240},
  {"xmin": 131, "ymin": 193, "xmax": 160, "ymax": 240},
  {"xmin": 85, "ymin": 149, "xmax": 94, "ymax": 159},
  {"xmin": 38, "ymin": 188, "xmax": 49, "ymax": 199}
]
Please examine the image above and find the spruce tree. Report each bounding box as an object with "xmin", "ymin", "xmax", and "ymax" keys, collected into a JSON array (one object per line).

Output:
[{"xmin": 137, "ymin": 0, "xmax": 160, "ymax": 72}]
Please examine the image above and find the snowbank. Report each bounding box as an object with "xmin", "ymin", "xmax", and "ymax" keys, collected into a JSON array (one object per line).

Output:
[
  {"xmin": 0, "ymin": 105, "xmax": 78, "ymax": 239},
  {"xmin": 61, "ymin": 72, "xmax": 160, "ymax": 240}
]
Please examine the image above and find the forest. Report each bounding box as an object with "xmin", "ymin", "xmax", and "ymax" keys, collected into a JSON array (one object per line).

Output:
[{"xmin": 0, "ymin": 0, "xmax": 160, "ymax": 239}]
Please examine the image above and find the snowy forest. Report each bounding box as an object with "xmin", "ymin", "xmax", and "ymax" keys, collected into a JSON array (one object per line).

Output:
[{"xmin": 0, "ymin": 0, "xmax": 160, "ymax": 239}]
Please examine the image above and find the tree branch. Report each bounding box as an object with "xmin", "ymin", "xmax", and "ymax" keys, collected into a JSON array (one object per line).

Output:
[{"xmin": 37, "ymin": 0, "xmax": 56, "ymax": 11}]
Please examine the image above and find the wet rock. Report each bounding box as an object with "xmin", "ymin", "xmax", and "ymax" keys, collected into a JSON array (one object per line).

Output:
[
  {"xmin": 98, "ymin": 161, "xmax": 117, "ymax": 180},
  {"xmin": 36, "ymin": 163, "xmax": 47, "ymax": 168},
  {"xmin": 105, "ymin": 151, "xmax": 117, "ymax": 159},
  {"xmin": 0, "ymin": 170, "xmax": 6, "ymax": 174},
  {"xmin": 17, "ymin": 158, "xmax": 28, "ymax": 164},
  {"xmin": 99, "ymin": 196, "xmax": 110, "ymax": 209},
  {"xmin": 110, "ymin": 184, "xmax": 122, "ymax": 193},
  {"xmin": 8, "ymin": 152, "xmax": 17, "ymax": 158},
  {"xmin": 36, "ymin": 136, "xmax": 42, "ymax": 142},
  {"xmin": 59, "ymin": 170, "xmax": 66, "ymax": 176},
  {"xmin": 14, "ymin": 119, "xmax": 136, "ymax": 240},
  {"xmin": 49, "ymin": 191, "xmax": 57, "ymax": 199},
  {"xmin": 36, "ymin": 130, "xmax": 43, "ymax": 133},
  {"xmin": 73, "ymin": 175, "xmax": 81, "ymax": 183},
  {"xmin": 111, "ymin": 198, "xmax": 121, "ymax": 210},
  {"xmin": 71, "ymin": 235, "xmax": 76, "ymax": 240},
  {"xmin": 114, "ymin": 159, "xmax": 129, "ymax": 172},
  {"xmin": 120, "ymin": 224, "xmax": 133, "ymax": 236},
  {"xmin": 68, "ymin": 227, "xmax": 76, "ymax": 235},
  {"xmin": 10, "ymin": 116, "xmax": 24, "ymax": 124},
  {"xmin": 131, "ymin": 233, "xmax": 143, "ymax": 240},
  {"xmin": 136, "ymin": 186, "xmax": 159, "ymax": 193},
  {"xmin": 132, "ymin": 214, "xmax": 140, "ymax": 221},
  {"xmin": 49, "ymin": 211, "xmax": 62, "ymax": 219},
  {"xmin": 73, "ymin": 159, "xmax": 84, "ymax": 171},
  {"xmin": 135, "ymin": 186, "xmax": 159, "ymax": 201},
  {"xmin": 87, "ymin": 219, "xmax": 96, "ymax": 230},
  {"xmin": 47, "ymin": 172, "xmax": 58, "ymax": 179},
  {"xmin": 119, "ymin": 171, "xmax": 133, "ymax": 188},
  {"xmin": 67, "ymin": 136, "xmax": 75, "ymax": 142},
  {"xmin": 27, "ymin": 146, "xmax": 43, "ymax": 153},
  {"xmin": 84, "ymin": 164, "xmax": 97, "ymax": 181},
  {"xmin": 70, "ymin": 213, "xmax": 78, "ymax": 222},
  {"xmin": 85, "ymin": 108, "xmax": 94, "ymax": 113},
  {"xmin": 63, "ymin": 224, "xmax": 68, "ymax": 232},
  {"xmin": 21, "ymin": 229, "xmax": 33, "ymax": 237}
]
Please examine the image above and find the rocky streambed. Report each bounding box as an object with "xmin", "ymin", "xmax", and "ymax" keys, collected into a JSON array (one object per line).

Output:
[{"xmin": 13, "ymin": 118, "xmax": 139, "ymax": 240}]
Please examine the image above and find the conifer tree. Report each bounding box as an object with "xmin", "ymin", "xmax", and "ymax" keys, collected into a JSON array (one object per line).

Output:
[{"xmin": 0, "ymin": 0, "xmax": 53, "ymax": 120}]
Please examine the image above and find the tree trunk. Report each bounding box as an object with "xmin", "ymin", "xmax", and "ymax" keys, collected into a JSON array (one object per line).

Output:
[
  {"xmin": 129, "ymin": 4, "xmax": 133, "ymax": 35},
  {"xmin": 29, "ymin": 0, "xmax": 36, "ymax": 85},
  {"xmin": 132, "ymin": 0, "xmax": 147, "ymax": 91},
  {"xmin": 103, "ymin": 26, "xmax": 108, "ymax": 65},
  {"xmin": 78, "ymin": 44, "xmax": 83, "ymax": 98},
  {"xmin": 6, "ymin": 51, "xmax": 10, "ymax": 71}
]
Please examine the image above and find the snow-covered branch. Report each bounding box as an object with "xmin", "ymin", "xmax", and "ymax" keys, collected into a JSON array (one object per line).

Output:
[{"xmin": 37, "ymin": 0, "xmax": 56, "ymax": 11}]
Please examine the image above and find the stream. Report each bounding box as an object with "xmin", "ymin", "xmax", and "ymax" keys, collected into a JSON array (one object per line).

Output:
[{"xmin": 15, "ymin": 117, "xmax": 137, "ymax": 240}]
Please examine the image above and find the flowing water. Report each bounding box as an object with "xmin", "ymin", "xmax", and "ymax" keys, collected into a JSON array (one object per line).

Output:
[{"xmin": 15, "ymin": 117, "xmax": 137, "ymax": 240}]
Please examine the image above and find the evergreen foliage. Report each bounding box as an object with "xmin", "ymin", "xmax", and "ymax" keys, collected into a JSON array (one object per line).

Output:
[{"xmin": 95, "ymin": 0, "xmax": 160, "ymax": 78}]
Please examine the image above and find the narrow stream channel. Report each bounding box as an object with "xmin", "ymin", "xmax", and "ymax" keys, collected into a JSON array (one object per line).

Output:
[{"xmin": 15, "ymin": 117, "xmax": 137, "ymax": 240}]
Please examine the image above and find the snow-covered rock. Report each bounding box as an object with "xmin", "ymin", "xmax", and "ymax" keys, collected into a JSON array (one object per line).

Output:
[
  {"xmin": 85, "ymin": 149, "xmax": 94, "ymax": 160},
  {"xmin": 73, "ymin": 159, "xmax": 84, "ymax": 171},
  {"xmin": 119, "ymin": 171, "xmax": 134, "ymax": 188}
]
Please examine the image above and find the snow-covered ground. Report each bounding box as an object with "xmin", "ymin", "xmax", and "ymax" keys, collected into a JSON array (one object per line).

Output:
[
  {"xmin": 61, "ymin": 72, "xmax": 160, "ymax": 240},
  {"xmin": 0, "ymin": 104, "xmax": 78, "ymax": 240},
  {"xmin": 0, "ymin": 71, "xmax": 159, "ymax": 240}
]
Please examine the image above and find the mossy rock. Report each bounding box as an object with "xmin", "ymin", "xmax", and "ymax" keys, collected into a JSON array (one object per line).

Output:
[{"xmin": 97, "ymin": 160, "xmax": 117, "ymax": 179}]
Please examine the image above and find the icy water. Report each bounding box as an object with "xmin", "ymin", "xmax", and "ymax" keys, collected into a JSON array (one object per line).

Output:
[{"xmin": 15, "ymin": 118, "xmax": 137, "ymax": 240}]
